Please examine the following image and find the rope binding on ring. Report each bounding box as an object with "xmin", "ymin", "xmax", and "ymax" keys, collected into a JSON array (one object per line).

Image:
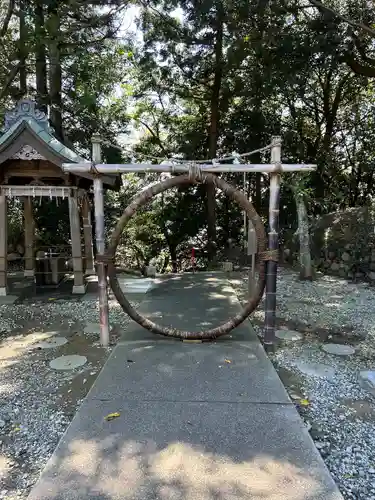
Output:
[
  {"xmin": 90, "ymin": 161, "xmax": 101, "ymax": 176},
  {"xmin": 258, "ymin": 249, "xmax": 279, "ymax": 262},
  {"xmin": 188, "ymin": 162, "xmax": 204, "ymax": 183}
]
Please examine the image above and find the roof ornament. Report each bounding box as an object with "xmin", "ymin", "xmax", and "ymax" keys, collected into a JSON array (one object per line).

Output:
[{"xmin": 2, "ymin": 99, "xmax": 51, "ymax": 133}]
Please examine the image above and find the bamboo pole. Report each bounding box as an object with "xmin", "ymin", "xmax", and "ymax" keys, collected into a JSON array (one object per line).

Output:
[
  {"xmin": 62, "ymin": 163, "xmax": 316, "ymax": 174},
  {"xmin": 263, "ymin": 137, "xmax": 282, "ymax": 351},
  {"xmin": 92, "ymin": 134, "xmax": 110, "ymax": 347},
  {"xmin": 0, "ymin": 193, "xmax": 7, "ymax": 295},
  {"xmin": 243, "ymin": 172, "xmax": 247, "ymax": 251}
]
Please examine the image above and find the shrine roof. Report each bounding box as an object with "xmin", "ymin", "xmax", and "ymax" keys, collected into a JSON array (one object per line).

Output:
[{"xmin": 0, "ymin": 100, "xmax": 117, "ymax": 187}]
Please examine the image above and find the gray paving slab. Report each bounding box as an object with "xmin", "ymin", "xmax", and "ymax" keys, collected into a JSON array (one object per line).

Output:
[
  {"xmin": 113, "ymin": 292, "xmax": 146, "ymax": 304},
  {"xmin": 120, "ymin": 273, "xmax": 255, "ymax": 342},
  {"xmin": 81, "ymin": 292, "xmax": 149, "ymax": 303},
  {"xmin": 28, "ymin": 273, "xmax": 343, "ymax": 500},
  {"xmin": 79, "ymin": 292, "xmax": 99, "ymax": 302},
  {"xmin": 28, "ymin": 400, "xmax": 342, "ymax": 500},
  {"xmin": 0, "ymin": 294, "xmax": 19, "ymax": 305},
  {"xmin": 85, "ymin": 341, "xmax": 290, "ymax": 403},
  {"xmin": 118, "ymin": 276, "xmax": 156, "ymax": 294}
]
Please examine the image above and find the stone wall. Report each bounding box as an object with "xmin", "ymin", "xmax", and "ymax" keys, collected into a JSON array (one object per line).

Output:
[{"xmin": 283, "ymin": 207, "xmax": 375, "ymax": 282}]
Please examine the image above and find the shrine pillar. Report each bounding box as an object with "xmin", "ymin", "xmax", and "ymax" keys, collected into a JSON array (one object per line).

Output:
[
  {"xmin": 0, "ymin": 192, "xmax": 7, "ymax": 295},
  {"xmin": 81, "ymin": 195, "xmax": 95, "ymax": 275},
  {"xmin": 68, "ymin": 190, "xmax": 85, "ymax": 294},
  {"xmin": 24, "ymin": 197, "xmax": 35, "ymax": 277}
]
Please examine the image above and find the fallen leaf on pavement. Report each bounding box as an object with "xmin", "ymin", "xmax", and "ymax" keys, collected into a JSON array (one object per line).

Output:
[
  {"xmin": 104, "ymin": 412, "xmax": 121, "ymax": 421},
  {"xmin": 299, "ymin": 399, "xmax": 310, "ymax": 406}
]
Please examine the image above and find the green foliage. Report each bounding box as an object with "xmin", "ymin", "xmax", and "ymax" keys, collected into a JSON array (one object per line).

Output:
[
  {"xmin": 2, "ymin": 0, "xmax": 375, "ymax": 272},
  {"xmin": 7, "ymin": 200, "xmax": 24, "ymax": 250},
  {"xmin": 33, "ymin": 199, "xmax": 71, "ymax": 247}
]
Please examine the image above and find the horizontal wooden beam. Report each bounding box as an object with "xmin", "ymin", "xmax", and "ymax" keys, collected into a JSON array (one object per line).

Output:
[
  {"xmin": 0, "ymin": 185, "xmax": 87, "ymax": 198},
  {"xmin": 62, "ymin": 162, "xmax": 316, "ymax": 174},
  {"xmin": 4, "ymin": 170, "xmax": 66, "ymax": 178}
]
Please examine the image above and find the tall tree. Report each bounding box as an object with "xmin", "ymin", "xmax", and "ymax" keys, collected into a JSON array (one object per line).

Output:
[
  {"xmin": 18, "ymin": 0, "xmax": 28, "ymax": 96},
  {"xmin": 0, "ymin": 0, "xmax": 20, "ymax": 103},
  {"xmin": 205, "ymin": 0, "xmax": 225, "ymax": 263},
  {"xmin": 305, "ymin": 0, "xmax": 375, "ymax": 76},
  {"xmin": 46, "ymin": 0, "xmax": 62, "ymax": 137},
  {"xmin": 34, "ymin": 0, "xmax": 48, "ymax": 112}
]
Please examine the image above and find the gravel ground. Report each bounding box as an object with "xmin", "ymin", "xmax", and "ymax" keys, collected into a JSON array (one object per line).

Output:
[
  {"xmin": 231, "ymin": 268, "xmax": 375, "ymax": 500},
  {"xmin": 4, "ymin": 269, "xmax": 375, "ymax": 499},
  {"xmin": 0, "ymin": 290, "xmax": 139, "ymax": 500}
]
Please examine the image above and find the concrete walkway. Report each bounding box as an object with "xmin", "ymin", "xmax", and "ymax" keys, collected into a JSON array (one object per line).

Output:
[{"xmin": 28, "ymin": 273, "xmax": 343, "ymax": 500}]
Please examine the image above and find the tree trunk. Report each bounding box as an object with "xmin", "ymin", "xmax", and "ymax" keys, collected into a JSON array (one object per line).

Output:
[
  {"xmin": 34, "ymin": 0, "xmax": 48, "ymax": 113},
  {"xmin": 161, "ymin": 255, "xmax": 170, "ymax": 273},
  {"xmin": 18, "ymin": 0, "xmax": 27, "ymax": 97},
  {"xmin": 47, "ymin": 0, "xmax": 63, "ymax": 139},
  {"xmin": 169, "ymin": 244, "xmax": 178, "ymax": 273},
  {"xmin": 206, "ymin": 0, "xmax": 224, "ymax": 265},
  {"xmin": 295, "ymin": 193, "xmax": 313, "ymax": 280},
  {"xmin": 223, "ymin": 194, "xmax": 230, "ymax": 244},
  {"xmin": 162, "ymin": 219, "xmax": 178, "ymax": 273}
]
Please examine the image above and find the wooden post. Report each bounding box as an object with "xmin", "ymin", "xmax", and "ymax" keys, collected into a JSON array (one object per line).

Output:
[
  {"xmin": 295, "ymin": 191, "xmax": 313, "ymax": 280},
  {"xmin": 24, "ymin": 196, "xmax": 35, "ymax": 277},
  {"xmin": 92, "ymin": 134, "xmax": 110, "ymax": 347},
  {"xmin": 0, "ymin": 192, "xmax": 7, "ymax": 295},
  {"xmin": 81, "ymin": 195, "xmax": 95, "ymax": 275},
  {"xmin": 264, "ymin": 137, "xmax": 282, "ymax": 351},
  {"xmin": 68, "ymin": 190, "xmax": 85, "ymax": 294}
]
